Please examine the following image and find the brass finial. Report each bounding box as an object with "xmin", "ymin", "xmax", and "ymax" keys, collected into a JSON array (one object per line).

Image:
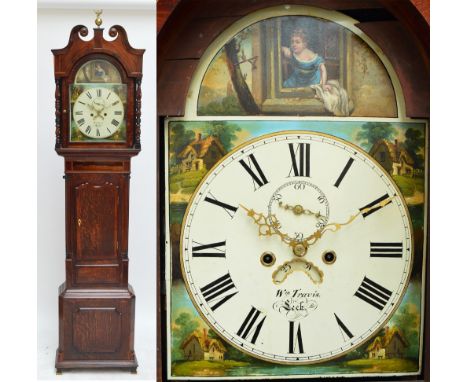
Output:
[{"xmin": 94, "ymin": 9, "xmax": 103, "ymax": 28}]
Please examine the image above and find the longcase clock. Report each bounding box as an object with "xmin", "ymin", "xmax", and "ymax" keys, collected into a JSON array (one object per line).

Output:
[{"xmin": 52, "ymin": 18, "xmax": 144, "ymax": 373}]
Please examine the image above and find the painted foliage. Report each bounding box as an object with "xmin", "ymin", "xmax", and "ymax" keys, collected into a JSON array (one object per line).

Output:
[
  {"xmin": 166, "ymin": 120, "xmax": 426, "ymax": 378},
  {"xmin": 198, "ymin": 16, "xmax": 397, "ymax": 117}
]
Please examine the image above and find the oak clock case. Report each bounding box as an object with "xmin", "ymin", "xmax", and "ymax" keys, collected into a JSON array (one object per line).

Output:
[
  {"xmin": 179, "ymin": 131, "xmax": 413, "ymax": 365},
  {"xmin": 52, "ymin": 24, "xmax": 144, "ymax": 373}
]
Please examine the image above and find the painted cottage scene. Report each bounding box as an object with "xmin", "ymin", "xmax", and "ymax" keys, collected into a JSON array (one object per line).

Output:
[
  {"xmin": 367, "ymin": 326, "xmax": 409, "ymax": 360},
  {"xmin": 370, "ymin": 139, "xmax": 415, "ymax": 177},
  {"xmin": 181, "ymin": 329, "xmax": 226, "ymax": 361},
  {"xmin": 176, "ymin": 133, "xmax": 226, "ymax": 174}
]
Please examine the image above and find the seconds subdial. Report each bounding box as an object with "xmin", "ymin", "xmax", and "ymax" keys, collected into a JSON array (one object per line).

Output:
[{"xmin": 268, "ymin": 180, "xmax": 330, "ymax": 243}]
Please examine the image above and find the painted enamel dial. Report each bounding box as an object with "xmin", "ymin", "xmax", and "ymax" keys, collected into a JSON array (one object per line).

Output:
[
  {"xmin": 180, "ymin": 131, "xmax": 413, "ymax": 364},
  {"xmin": 72, "ymin": 87, "xmax": 124, "ymax": 139}
]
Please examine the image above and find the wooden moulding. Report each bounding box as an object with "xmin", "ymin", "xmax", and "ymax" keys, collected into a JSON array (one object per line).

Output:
[{"xmin": 52, "ymin": 25, "xmax": 144, "ymax": 79}]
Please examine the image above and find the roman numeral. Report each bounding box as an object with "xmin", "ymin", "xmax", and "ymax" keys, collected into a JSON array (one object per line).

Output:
[
  {"xmin": 112, "ymin": 100, "xmax": 119, "ymax": 106},
  {"xmin": 107, "ymin": 127, "xmax": 112, "ymax": 134},
  {"xmin": 334, "ymin": 313, "xmax": 353, "ymax": 340},
  {"xmin": 111, "ymin": 119, "xmax": 120, "ymax": 127},
  {"xmin": 96, "ymin": 89, "xmax": 102, "ymax": 97},
  {"xmin": 192, "ymin": 240, "xmax": 226, "ymax": 258},
  {"xmin": 239, "ymin": 154, "xmax": 269, "ymax": 190},
  {"xmin": 288, "ymin": 321, "xmax": 304, "ymax": 354},
  {"xmin": 236, "ymin": 307, "xmax": 266, "ymax": 345},
  {"xmin": 114, "ymin": 110, "xmax": 122, "ymax": 115},
  {"xmin": 78, "ymin": 101, "xmax": 86, "ymax": 105},
  {"xmin": 355, "ymin": 276, "xmax": 392, "ymax": 311},
  {"xmin": 107, "ymin": 92, "xmax": 111, "ymax": 99},
  {"xmin": 86, "ymin": 91, "xmax": 92, "ymax": 99},
  {"xmin": 77, "ymin": 118, "xmax": 85, "ymax": 126},
  {"xmin": 288, "ymin": 143, "xmax": 310, "ymax": 177},
  {"xmin": 334, "ymin": 158, "xmax": 354, "ymax": 188},
  {"xmin": 96, "ymin": 128, "xmax": 100, "ymax": 137},
  {"xmin": 200, "ymin": 273, "xmax": 238, "ymax": 311},
  {"xmin": 75, "ymin": 111, "xmax": 83, "ymax": 116},
  {"xmin": 204, "ymin": 192, "xmax": 238, "ymax": 218},
  {"xmin": 85, "ymin": 126, "xmax": 91, "ymax": 134},
  {"xmin": 360, "ymin": 193, "xmax": 392, "ymax": 218},
  {"xmin": 370, "ymin": 242, "xmax": 403, "ymax": 258}
]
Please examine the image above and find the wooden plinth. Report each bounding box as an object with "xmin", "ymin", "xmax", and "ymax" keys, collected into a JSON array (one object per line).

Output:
[{"xmin": 55, "ymin": 283, "xmax": 138, "ymax": 373}]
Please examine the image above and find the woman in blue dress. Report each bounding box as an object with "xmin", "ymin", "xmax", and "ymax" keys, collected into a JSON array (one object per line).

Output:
[{"xmin": 282, "ymin": 29, "xmax": 331, "ymax": 90}]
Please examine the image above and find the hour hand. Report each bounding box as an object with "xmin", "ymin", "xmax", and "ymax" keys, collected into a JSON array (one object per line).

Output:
[{"xmin": 240, "ymin": 204, "xmax": 290, "ymax": 244}]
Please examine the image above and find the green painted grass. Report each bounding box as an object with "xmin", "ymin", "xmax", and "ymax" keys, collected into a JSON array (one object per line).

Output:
[
  {"xmin": 171, "ymin": 358, "xmax": 419, "ymax": 377},
  {"xmin": 393, "ymin": 175, "xmax": 424, "ymax": 197},
  {"xmin": 345, "ymin": 358, "xmax": 419, "ymax": 373},
  {"xmin": 170, "ymin": 169, "xmax": 207, "ymax": 183},
  {"xmin": 170, "ymin": 169, "xmax": 206, "ymax": 196},
  {"xmin": 172, "ymin": 360, "xmax": 250, "ymax": 377}
]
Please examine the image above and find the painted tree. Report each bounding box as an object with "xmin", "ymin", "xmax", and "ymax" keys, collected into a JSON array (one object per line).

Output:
[
  {"xmin": 206, "ymin": 121, "xmax": 241, "ymax": 151},
  {"xmin": 170, "ymin": 123, "xmax": 195, "ymax": 163},
  {"xmin": 404, "ymin": 127, "xmax": 425, "ymax": 169},
  {"xmin": 198, "ymin": 95, "xmax": 245, "ymax": 116},
  {"xmin": 390, "ymin": 302, "xmax": 421, "ymax": 358},
  {"xmin": 172, "ymin": 312, "xmax": 200, "ymax": 360},
  {"xmin": 224, "ymin": 37, "xmax": 260, "ymax": 114},
  {"xmin": 356, "ymin": 122, "xmax": 397, "ymax": 150}
]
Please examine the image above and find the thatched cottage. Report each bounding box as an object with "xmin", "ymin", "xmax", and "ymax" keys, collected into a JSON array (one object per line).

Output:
[
  {"xmin": 367, "ymin": 326, "xmax": 409, "ymax": 359},
  {"xmin": 178, "ymin": 133, "xmax": 226, "ymax": 173},
  {"xmin": 181, "ymin": 329, "xmax": 226, "ymax": 361},
  {"xmin": 369, "ymin": 139, "xmax": 414, "ymax": 177}
]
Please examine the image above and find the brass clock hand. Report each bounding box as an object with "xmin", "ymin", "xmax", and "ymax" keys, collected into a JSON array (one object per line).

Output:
[
  {"xmin": 240, "ymin": 204, "xmax": 291, "ymax": 245},
  {"xmin": 92, "ymin": 98, "xmax": 105, "ymax": 110},
  {"xmin": 278, "ymin": 201, "xmax": 322, "ymax": 217},
  {"xmin": 272, "ymin": 258, "xmax": 324, "ymax": 285},
  {"xmin": 240, "ymin": 205, "xmax": 312, "ymax": 257},
  {"xmin": 305, "ymin": 196, "xmax": 395, "ymax": 246}
]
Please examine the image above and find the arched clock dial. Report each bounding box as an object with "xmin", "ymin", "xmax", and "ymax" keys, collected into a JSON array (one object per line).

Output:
[
  {"xmin": 180, "ymin": 131, "xmax": 413, "ymax": 364},
  {"xmin": 72, "ymin": 87, "xmax": 124, "ymax": 139}
]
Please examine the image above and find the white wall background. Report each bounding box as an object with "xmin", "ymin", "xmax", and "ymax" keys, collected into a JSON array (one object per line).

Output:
[{"xmin": 37, "ymin": 1, "xmax": 156, "ymax": 380}]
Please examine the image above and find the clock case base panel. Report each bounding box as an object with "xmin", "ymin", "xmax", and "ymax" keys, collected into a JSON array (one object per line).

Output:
[{"xmin": 55, "ymin": 283, "xmax": 138, "ymax": 373}]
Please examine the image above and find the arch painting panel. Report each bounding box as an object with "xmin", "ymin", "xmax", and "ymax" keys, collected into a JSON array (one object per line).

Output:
[{"xmin": 197, "ymin": 15, "xmax": 398, "ymax": 118}]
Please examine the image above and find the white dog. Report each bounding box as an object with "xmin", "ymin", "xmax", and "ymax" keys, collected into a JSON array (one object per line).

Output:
[{"xmin": 310, "ymin": 80, "xmax": 354, "ymax": 117}]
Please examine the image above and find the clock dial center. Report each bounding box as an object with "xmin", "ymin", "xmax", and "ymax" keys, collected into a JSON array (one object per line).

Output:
[{"xmin": 292, "ymin": 242, "xmax": 307, "ymax": 257}]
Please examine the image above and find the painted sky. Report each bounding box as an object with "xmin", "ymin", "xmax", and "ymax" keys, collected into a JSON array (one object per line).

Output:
[{"xmin": 170, "ymin": 120, "xmax": 426, "ymax": 151}]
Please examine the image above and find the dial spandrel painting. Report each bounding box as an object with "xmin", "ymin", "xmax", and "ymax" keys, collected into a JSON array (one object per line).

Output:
[
  {"xmin": 70, "ymin": 59, "xmax": 127, "ymax": 142},
  {"xmin": 165, "ymin": 119, "xmax": 426, "ymax": 379},
  {"xmin": 198, "ymin": 16, "xmax": 398, "ymax": 117}
]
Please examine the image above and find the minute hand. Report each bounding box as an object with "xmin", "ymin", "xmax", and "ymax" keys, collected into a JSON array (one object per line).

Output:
[{"xmin": 304, "ymin": 196, "xmax": 395, "ymax": 245}]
